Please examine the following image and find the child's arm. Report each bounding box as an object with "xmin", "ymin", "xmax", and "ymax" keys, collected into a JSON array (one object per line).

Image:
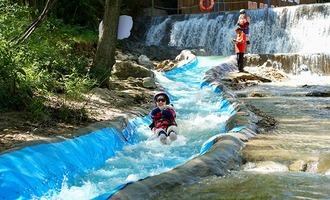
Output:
[
  {"xmin": 162, "ymin": 106, "xmax": 176, "ymax": 119},
  {"xmin": 162, "ymin": 109, "xmax": 173, "ymax": 118},
  {"xmin": 149, "ymin": 107, "xmax": 161, "ymax": 130},
  {"xmin": 150, "ymin": 107, "xmax": 161, "ymax": 117},
  {"xmin": 235, "ymin": 34, "xmax": 244, "ymax": 43}
]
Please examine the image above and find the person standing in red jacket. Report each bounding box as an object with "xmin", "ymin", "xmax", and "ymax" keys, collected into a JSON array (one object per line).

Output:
[
  {"xmin": 232, "ymin": 26, "xmax": 247, "ymax": 72},
  {"xmin": 149, "ymin": 91, "xmax": 178, "ymax": 144}
]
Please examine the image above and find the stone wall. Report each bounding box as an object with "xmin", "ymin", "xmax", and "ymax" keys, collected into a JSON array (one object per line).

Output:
[{"xmin": 245, "ymin": 53, "xmax": 330, "ymax": 75}]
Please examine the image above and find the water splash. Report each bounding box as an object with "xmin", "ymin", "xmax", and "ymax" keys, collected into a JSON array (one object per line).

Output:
[{"xmin": 44, "ymin": 56, "xmax": 232, "ymax": 199}]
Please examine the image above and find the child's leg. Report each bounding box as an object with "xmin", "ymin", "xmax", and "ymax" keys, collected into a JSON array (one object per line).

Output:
[
  {"xmin": 155, "ymin": 128, "xmax": 167, "ymax": 136},
  {"xmin": 245, "ymin": 33, "xmax": 251, "ymax": 52},
  {"xmin": 243, "ymin": 29, "xmax": 251, "ymax": 52},
  {"xmin": 155, "ymin": 128, "xmax": 167, "ymax": 144},
  {"xmin": 166, "ymin": 126, "xmax": 178, "ymax": 141}
]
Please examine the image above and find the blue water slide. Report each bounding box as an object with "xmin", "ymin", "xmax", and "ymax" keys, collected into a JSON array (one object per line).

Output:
[{"xmin": 0, "ymin": 56, "xmax": 237, "ymax": 199}]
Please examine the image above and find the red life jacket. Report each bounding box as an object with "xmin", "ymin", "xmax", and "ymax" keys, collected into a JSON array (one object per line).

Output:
[
  {"xmin": 238, "ymin": 16, "xmax": 249, "ymax": 30},
  {"xmin": 152, "ymin": 109, "xmax": 177, "ymax": 130}
]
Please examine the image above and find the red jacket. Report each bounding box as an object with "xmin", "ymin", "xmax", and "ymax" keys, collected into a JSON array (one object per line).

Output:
[
  {"xmin": 238, "ymin": 16, "xmax": 250, "ymax": 30},
  {"xmin": 235, "ymin": 32, "xmax": 246, "ymax": 53},
  {"xmin": 150, "ymin": 105, "xmax": 177, "ymax": 131}
]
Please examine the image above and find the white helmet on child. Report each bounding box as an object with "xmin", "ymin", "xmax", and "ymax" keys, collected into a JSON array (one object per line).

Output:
[
  {"xmin": 153, "ymin": 91, "xmax": 170, "ymax": 104},
  {"xmin": 240, "ymin": 9, "xmax": 246, "ymax": 14}
]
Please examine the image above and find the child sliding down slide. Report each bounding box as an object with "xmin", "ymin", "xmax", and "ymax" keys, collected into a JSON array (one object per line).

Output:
[{"xmin": 149, "ymin": 91, "xmax": 178, "ymax": 145}]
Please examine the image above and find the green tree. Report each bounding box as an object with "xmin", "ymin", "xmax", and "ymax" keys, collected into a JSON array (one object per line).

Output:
[
  {"xmin": 13, "ymin": 0, "xmax": 57, "ymax": 44},
  {"xmin": 90, "ymin": 0, "xmax": 121, "ymax": 88}
]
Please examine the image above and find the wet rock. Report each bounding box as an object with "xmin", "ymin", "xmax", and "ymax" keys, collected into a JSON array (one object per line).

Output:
[
  {"xmin": 155, "ymin": 59, "xmax": 176, "ymax": 71},
  {"xmin": 115, "ymin": 49, "xmax": 139, "ymax": 61},
  {"xmin": 244, "ymin": 161, "xmax": 289, "ymax": 172},
  {"xmin": 190, "ymin": 48, "xmax": 210, "ymax": 56},
  {"xmin": 301, "ymin": 84, "xmax": 312, "ymax": 88},
  {"xmin": 125, "ymin": 41, "xmax": 184, "ymax": 60},
  {"xmin": 289, "ymin": 160, "xmax": 308, "ymax": 171},
  {"xmin": 175, "ymin": 49, "xmax": 195, "ymax": 63},
  {"xmin": 155, "ymin": 50, "xmax": 196, "ymax": 72},
  {"xmin": 250, "ymin": 92, "xmax": 267, "ymax": 97},
  {"xmin": 244, "ymin": 66, "xmax": 288, "ymax": 82},
  {"xmin": 142, "ymin": 77, "xmax": 157, "ymax": 89},
  {"xmin": 112, "ymin": 61, "xmax": 153, "ymax": 79},
  {"xmin": 306, "ymin": 90, "xmax": 330, "ymax": 97},
  {"xmin": 204, "ymin": 57, "xmax": 237, "ymax": 83},
  {"xmin": 138, "ymin": 54, "xmax": 154, "ymax": 68},
  {"xmin": 245, "ymin": 103, "xmax": 277, "ymax": 133},
  {"xmin": 236, "ymin": 93, "xmax": 248, "ymax": 98},
  {"xmin": 231, "ymin": 73, "xmax": 265, "ymax": 83},
  {"xmin": 305, "ymin": 161, "xmax": 319, "ymax": 173},
  {"xmin": 228, "ymin": 132, "xmax": 252, "ymax": 142}
]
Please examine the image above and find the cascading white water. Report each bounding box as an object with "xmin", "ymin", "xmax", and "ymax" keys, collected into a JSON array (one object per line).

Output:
[{"xmin": 144, "ymin": 3, "xmax": 330, "ymax": 55}]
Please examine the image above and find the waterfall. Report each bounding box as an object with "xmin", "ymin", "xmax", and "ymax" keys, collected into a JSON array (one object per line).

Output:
[{"xmin": 142, "ymin": 3, "xmax": 330, "ymax": 56}]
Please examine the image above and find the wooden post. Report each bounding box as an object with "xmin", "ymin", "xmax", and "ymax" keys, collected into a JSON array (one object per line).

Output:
[{"xmin": 151, "ymin": 0, "xmax": 154, "ymax": 16}]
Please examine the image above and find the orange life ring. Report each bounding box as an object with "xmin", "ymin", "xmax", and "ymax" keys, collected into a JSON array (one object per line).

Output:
[{"xmin": 199, "ymin": 0, "xmax": 214, "ymax": 12}]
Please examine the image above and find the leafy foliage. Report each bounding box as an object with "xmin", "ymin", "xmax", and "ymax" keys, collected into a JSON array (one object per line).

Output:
[
  {"xmin": 0, "ymin": 1, "xmax": 97, "ymax": 123},
  {"xmin": 0, "ymin": 2, "xmax": 32, "ymax": 110},
  {"xmin": 51, "ymin": 0, "xmax": 104, "ymax": 28}
]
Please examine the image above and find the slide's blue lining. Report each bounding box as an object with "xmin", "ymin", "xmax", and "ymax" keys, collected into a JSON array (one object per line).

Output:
[
  {"xmin": 164, "ymin": 58, "xmax": 198, "ymax": 76},
  {"xmin": 0, "ymin": 116, "xmax": 151, "ymax": 199},
  {"xmin": 96, "ymin": 59, "xmax": 239, "ymax": 198},
  {"xmin": 0, "ymin": 57, "xmax": 241, "ymax": 199}
]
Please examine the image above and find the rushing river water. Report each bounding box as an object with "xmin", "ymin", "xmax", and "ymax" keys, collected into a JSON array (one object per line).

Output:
[
  {"xmin": 151, "ymin": 71, "xmax": 330, "ymax": 200},
  {"xmin": 123, "ymin": 3, "xmax": 330, "ymax": 196},
  {"xmin": 44, "ymin": 56, "xmax": 233, "ymax": 199},
  {"xmin": 103, "ymin": 3, "xmax": 330, "ymax": 198}
]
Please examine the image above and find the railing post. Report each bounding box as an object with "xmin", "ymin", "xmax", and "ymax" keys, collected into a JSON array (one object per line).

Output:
[{"xmin": 151, "ymin": 0, "xmax": 154, "ymax": 16}]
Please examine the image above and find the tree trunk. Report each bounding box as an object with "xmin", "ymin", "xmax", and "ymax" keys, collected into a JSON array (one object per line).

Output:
[
  {"xmin": 29, "ymin": 0, "xmax": 37, "ymax": 18},
  {"xmin": 90, "ymin": 0, "xmax": 121, "ymax": 88}
]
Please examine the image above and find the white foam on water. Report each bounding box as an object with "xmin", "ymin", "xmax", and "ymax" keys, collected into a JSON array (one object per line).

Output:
[{"xmin": 45, "ymin": 56, "xmax": 231, "ymax": 199}]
